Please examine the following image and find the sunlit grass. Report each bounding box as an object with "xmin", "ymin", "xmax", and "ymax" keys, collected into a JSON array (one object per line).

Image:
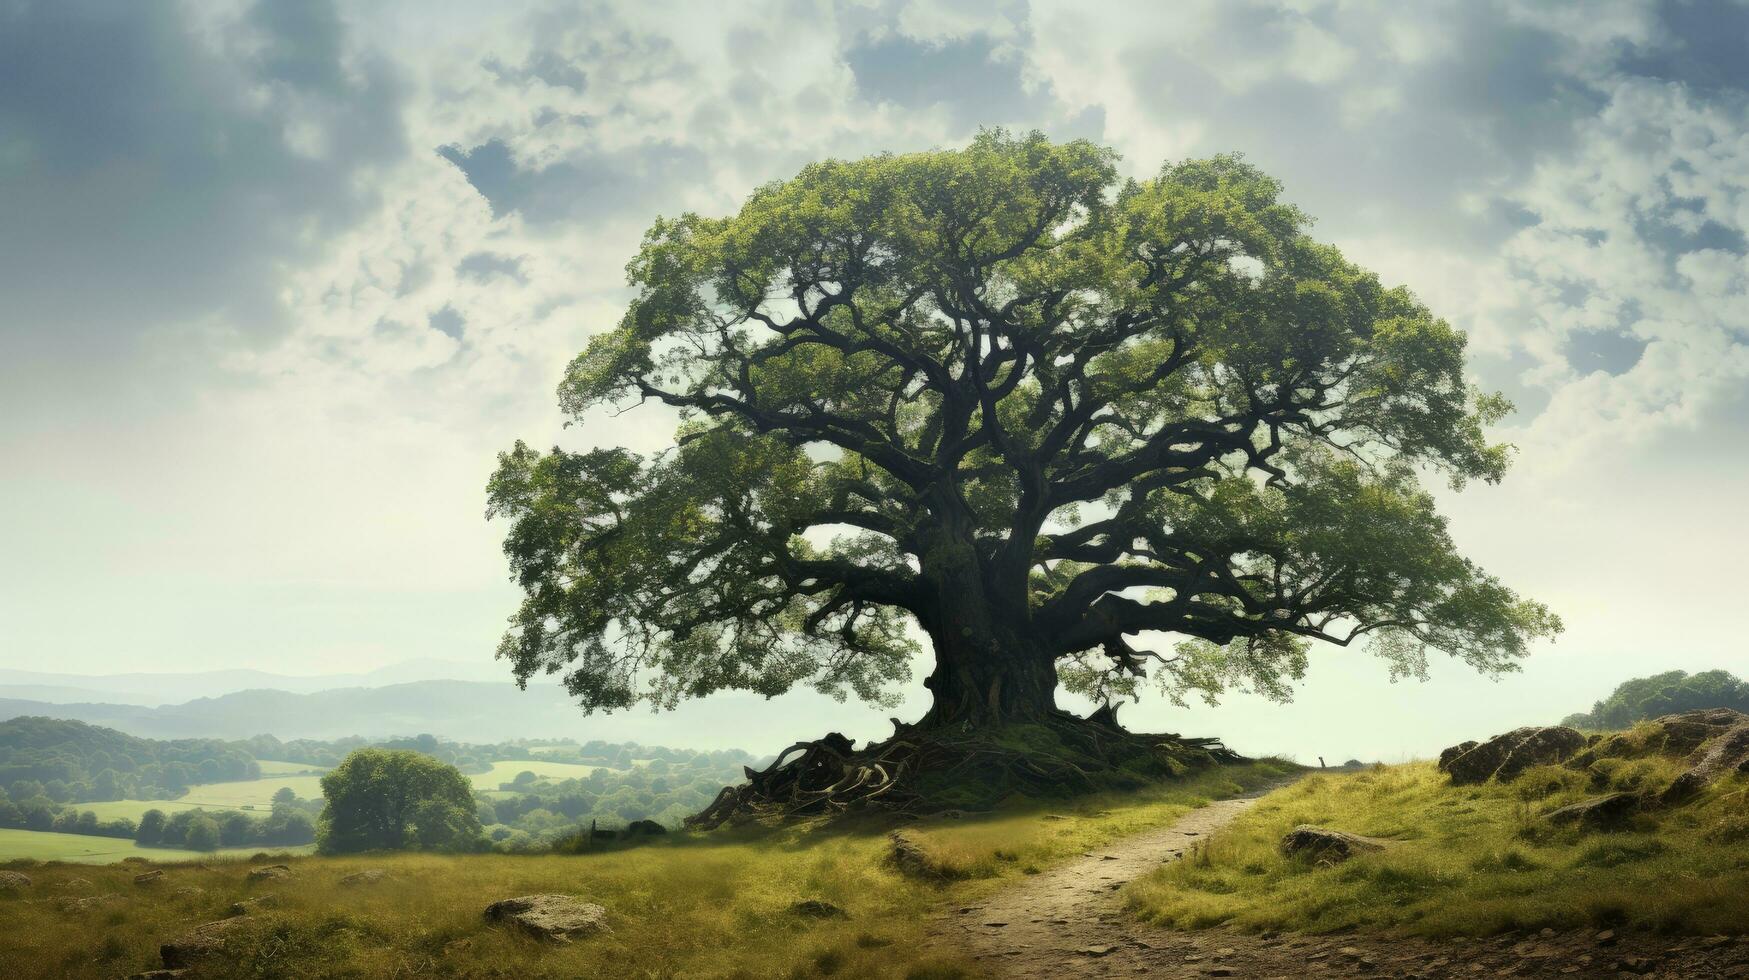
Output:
[
  {"xmin": 1126, "ymin": 760, "xmax": 1749, "ymax": 937},
  {"xmin": 0, "ymin": 759, "xmax": 1295, "ymax": 978}
]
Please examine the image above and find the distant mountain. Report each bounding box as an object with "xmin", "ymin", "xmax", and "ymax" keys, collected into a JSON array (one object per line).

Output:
[
  {"xmin": 0, "ymin": 658, "xmax": 509, "ymax": 706},
  {"xmin": 0, "ymin": 679, "xmax": 873, "ymax": 752}
]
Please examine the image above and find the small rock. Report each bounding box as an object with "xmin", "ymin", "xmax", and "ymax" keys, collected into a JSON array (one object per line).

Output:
[
  {"xmin": 1545, "ymin": 792, "xmax": 1640, "ymax": 828},
  {"xmin": 1337, "ymin": 946, "xmax": 1366, "ymax": 959},
  {"xmin": 788, "ymin": 899, "xmax": 847, "ymax": 919},
  {"xmin": 887, "ymin": 831, "xmax": 943, "ymax": 880},
  {"xmin": 0, "ymin": 870, "xmax": 30, "ymax": 891},
  {"xmin": 1595, "ymin": 930, "xmax": 1618, "ymax": 945},
  {"xmin": 134, "ymin": 870, "xmax": 165, "ymax": 886},
  {"xmin": 124, "ymin": 971, "xmax": 188, "ymax": 979},
  {"xmin": 983, "ymin": 920, "xmax": 1007, "ymax": 927},
  {"xmin": 57, "ymin": 893, "xmax": 122, "ymax": 912},
  {"xmin": 245, "ymin": 864, "xmax": 293, "ymax": 882},
  {"xmin": 1281, "ymin": 826, "xmax": 1389, "ymax": 863},
  {"xmin": 160, "ymin": 917, "xmax": 259, "ymax": 968},
  {"xmin": 58, "ymin": 877, "xmax": 93, "ymax": 889},
  {"xmin": 483, "ymin": 894, "xmax": 610, "ymax": 943},
  {"xmin": 1079, "ymin": 944, "xmax": 1119, "ymax": 957},
  {"xmin": 339, "ymin": 869, "xmax": 387, "ymax": 886},
  {"xmin": 226, "ymin": 895, "xmax": 280, "ymax": 917}
]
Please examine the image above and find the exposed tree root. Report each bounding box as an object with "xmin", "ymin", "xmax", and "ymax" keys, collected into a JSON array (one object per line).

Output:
[{"xmin": 685, "ymin": 706, "xmax": 1241, "ymax": 830}]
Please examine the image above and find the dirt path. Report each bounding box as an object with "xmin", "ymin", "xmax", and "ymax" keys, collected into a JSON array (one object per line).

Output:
[{"xmin": 930, "ymin": 784, "xmax": 1749, "ymax": 979}]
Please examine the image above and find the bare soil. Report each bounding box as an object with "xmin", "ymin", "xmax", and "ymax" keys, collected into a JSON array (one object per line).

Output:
[{"xmin": 929, "ymin": 785, "xmax": 1749, "ymax": 979}]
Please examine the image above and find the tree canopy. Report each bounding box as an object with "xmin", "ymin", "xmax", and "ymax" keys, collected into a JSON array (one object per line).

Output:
[
  {"xmin": 317, "ymin": 749, "xmax": 481, "ymax": 854},
  {"xmin": 488, "ymin": 131, "xmax": 1560, "ymax": 727},
  {"xmin": 1563, "ymin": 670, "xmax": 1749, "ymax": 729}
]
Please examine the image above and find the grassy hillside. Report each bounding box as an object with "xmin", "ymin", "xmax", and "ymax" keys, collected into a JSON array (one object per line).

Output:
[
  {"xmin": 0, "ymin": 828, "xmax": 311, "ymax": 864},
  {"xmin": 1127, "ymin": 759, "xmax": 1749, "ymax": 936},
  {"xmin": 0, "ymin": 759, "xmax": 1295, "ymax": 978}
]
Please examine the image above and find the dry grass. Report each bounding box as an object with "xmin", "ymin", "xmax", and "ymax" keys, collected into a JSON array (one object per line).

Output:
[
  {"xmin": 1126, "ymin": 760, "xmax": 1749, "ymax": 937},
  {"xmin": 0, "ymin": 759, "xmax": 1295, "ymax": 979}
]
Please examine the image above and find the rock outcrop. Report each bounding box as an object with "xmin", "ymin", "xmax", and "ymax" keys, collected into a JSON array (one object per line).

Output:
[
  {"xmin": 1438, "ymin": 726, "xmax": 1587, "ymax": 784},
  {"xmin": 0, "ymin": 870, "xmax": 30, "ymax": 891},
  {"xmin": 245, "ymin": 864, "xmax": 294, "ymax": 882},
  {"xmin": 624, "ymin": 819, "xmax": 667, "ymax": 836},
  {"xmin": 483, "ymin": 894, "xmax": 610, "ymax": 943},
  {"xmin": 1576, "ymin": 708, "xmax": 1748, "ymax": 765},
  {"xmin": 1279, "ymin": 825, "xmax": 1389, "ymax": 863},
  {"xmin": 1661, "ymin": 718, "xmax": 1749, "ymax": 806}
]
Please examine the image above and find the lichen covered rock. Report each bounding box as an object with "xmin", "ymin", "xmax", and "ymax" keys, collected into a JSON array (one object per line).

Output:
[{"xmin": 483, "ymin": 894, "xmax": 610, "ymax": 943}]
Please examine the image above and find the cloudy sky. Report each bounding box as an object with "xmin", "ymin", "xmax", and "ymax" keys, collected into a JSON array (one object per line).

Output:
[{"xmin": 3, "ymin": 0, "xmax": 1747, "ymax": 760}]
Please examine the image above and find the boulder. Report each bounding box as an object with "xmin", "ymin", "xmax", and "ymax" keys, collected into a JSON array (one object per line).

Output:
[
  {"xmin": 788, "ymin": 899, "xmax": 848, "ymax": 919},
  {"xmin": 623, "ymin": 819, "xmax": 667, "ymax": 836},
  {"xmin": 1279, "ymin": 825, "xmax": 1389, "ymax": 863},
  {"xmin": 1661, "ymin": 721, "xmax": 1749, "ymax": 806},
  {"xmin": 245, "ymin": 864, "xmax": 294, "ymax": 882},
  {"xmin": 1545, "ymin": 792, "xmax": 1641, "ymax": 828},
  {"xmin": 1439, "ymin": 726, "xmax": 1587, "ymax": 784},
  {"xmin": 134, "ymin": 870, "xmax": 165, "ymax": 886},
  {"xmin": 339, "ymin": 869, "xmax": 387, "ymax": 886},
  {"xmin": 483, "ymin": 894, "xmax": 610, "ymax": 943},
  {"xmin": 160, "ymin": 917, "xmax": 260, "ymax": 969},
  {"xmin": 0, "ymin": 870, "xmax": 30, "ymax": 891},
  {"xmin": 1438, "ymin": 741, "xmax": 1478, "ymax": 770}
]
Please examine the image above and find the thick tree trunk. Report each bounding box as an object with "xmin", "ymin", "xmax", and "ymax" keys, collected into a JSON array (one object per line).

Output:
[{"xmin": 918, "ymin": 630, "xmax": 1060, "ymax": 728}]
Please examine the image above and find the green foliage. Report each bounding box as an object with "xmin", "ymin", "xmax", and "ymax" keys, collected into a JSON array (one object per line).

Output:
[
  {"xmin": 1563, "ymin": 669, "xmax": 1749, "ymax": 729},
  {"xmin": 317, "ymin": 749, "xmax": 482, "ymax": 854},
  {"xmin": 490, "ymin": 130, "xmax": 1558, "ymax": 720},
  {"xmin": 0, "ymin": 716, "xmax": 259, "ymax": 802}
]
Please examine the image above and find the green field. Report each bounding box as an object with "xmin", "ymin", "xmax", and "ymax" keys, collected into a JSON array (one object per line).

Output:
[
  {"xmin": 253, "ymin": 759, "xmax": 327, "ymax": 775},
  {"xmin": 0, "ymin": 828, "xmax": 312, "ymax": 865},
  {"xmin": 467, "ymin": 759, "xmax": 604, "ymax": 790},
  {"xmin": 77, "ymin": 774, "xmax": 329, "ymax": 823}
]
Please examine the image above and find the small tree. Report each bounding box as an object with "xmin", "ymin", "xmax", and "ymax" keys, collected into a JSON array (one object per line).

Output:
[
  {"xmin": 183, "ymin": 813, "xmax": 220, "ymax": 851},
  {"xmin": 135, "ymin": 808, "xmax": 166, "ymax": 846},
  {"xmin": 317, "ymin": 749, "xmax": 481, "ymax": 854}
]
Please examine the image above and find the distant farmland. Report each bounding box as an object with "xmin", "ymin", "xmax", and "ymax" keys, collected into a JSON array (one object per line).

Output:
[{"xmin": 0, "ymin": 827, "xmax": 312, "ymax": 864}]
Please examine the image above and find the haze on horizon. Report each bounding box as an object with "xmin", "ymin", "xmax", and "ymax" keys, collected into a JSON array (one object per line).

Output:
[{"xmin": 3, "ymin": 0, "xmax": 1747, "ymax": 764}]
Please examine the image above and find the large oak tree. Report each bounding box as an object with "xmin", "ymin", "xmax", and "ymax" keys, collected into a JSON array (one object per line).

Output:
[{"xmin": 488, "ymin": 132, "xmax": 1559, "ymax": 736}]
